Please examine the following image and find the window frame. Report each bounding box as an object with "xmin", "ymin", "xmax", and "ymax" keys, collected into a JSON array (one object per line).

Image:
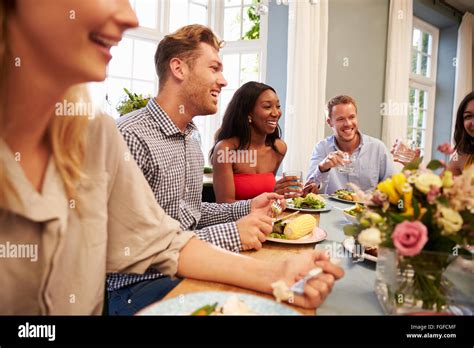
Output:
[{"xmin": 409, "ymin": 17, "xmax": 439, "ymax": 160}]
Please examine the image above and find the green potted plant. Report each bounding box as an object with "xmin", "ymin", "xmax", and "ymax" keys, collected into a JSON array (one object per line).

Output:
[{"xmin": 116, "ymin": 88, "xmax": 150, "ymax": 116}]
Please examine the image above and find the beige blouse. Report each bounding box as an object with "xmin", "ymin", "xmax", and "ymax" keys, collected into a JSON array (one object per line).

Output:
[{"xmin": 0, "ymin": 115, "xmax": 195, "ymax": 315}]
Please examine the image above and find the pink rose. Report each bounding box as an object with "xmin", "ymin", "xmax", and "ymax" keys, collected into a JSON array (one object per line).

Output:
[{"xmin": 392, "ymin": 221, "xmax": 428, "ymax": 256}]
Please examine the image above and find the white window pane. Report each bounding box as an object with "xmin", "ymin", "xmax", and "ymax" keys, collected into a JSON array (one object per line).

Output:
[
  {"xmin": 421, "ymin": 31, "xmax": 430, "ymax": 55},
  {"xmin": 243, "ymin": 0, "xmax": 254, "ymax": 4},
  {"xmin": 220, "ymin": 89, "xmax": 236, "ymax": 116},
  {"xmin": 132, "ymin": 40, "xmax": 157, "ymax": 81},
  {"xmin": 421, "ymin": 54, "xmax": 428, "ymax": 77},
  {"xmin": 169, "ymin": 0, "xmax": 190, "ymax": 32},
  {"xmin": 240, "ymin": 53, "xmax": 259, "ymax": 84},
  {"xmin": 192, "ymin": 0, "xmax": 209, "ymax": 5},
  {"xmin": 224, "ymin": 7, "xmax": 242, "ymax": 41},
  {"xmin": 410, "ymin": 50, "xmax": 417, "ymax": 74},
  {"xmin": 189, "ymin": 3, "xmax": 208, "ymax": 26},
  {"xmin": 225, "ymin": 0, "xmax": 242, "ymax": 7},
  {"xmin": 135, "ymin": 0, "xmax": 158, "ymax": 29},
  {"xmin": 223, "ymin": 54, "xmax": 240, "ymax": 89},
  {"xmin": 131, "ymin": 80, "xmax": 155, "ymax": 97},
  {"xmin": 412, "ymin": 28, "xmax": 421, "ymax": 51},
  {"xmin": 108, "ymin": 38, "xmax": 133, "ymax": 78},
  {"xmin": 88, "ymin": 82, "xmax": 107, "ymax": 110},
  {"xmin": 106, "ymin": 77, "xmax": 132, "ymax": 118}
]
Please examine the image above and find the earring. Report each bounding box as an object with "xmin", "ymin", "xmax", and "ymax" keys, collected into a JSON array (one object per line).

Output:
[{"xmin": 248, "ymin": 117, "xmax": 252, "ymax": 124}]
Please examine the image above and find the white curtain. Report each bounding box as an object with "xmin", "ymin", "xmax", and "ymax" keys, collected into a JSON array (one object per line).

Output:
[
  {"xmin": 452, "ymin": 12, "xmax": 473, "ymax": 137},
  {"xmin": 381, "ymin": 0, "xmax": 413, "ymax": 149},
  {"xmin": 283, "ymin": 0, "xmax": 328, "ymax": 179}
]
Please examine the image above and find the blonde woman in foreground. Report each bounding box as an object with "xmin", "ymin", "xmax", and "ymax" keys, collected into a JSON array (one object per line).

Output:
[{"xmin": 0, "ymin": 0, "xmax": 343, "ymax": 315}]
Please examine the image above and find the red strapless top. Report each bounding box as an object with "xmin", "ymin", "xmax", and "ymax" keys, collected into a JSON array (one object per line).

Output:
[{"xmin": 233, "ymin": 172, "xmax": 276, "ymax": 200}]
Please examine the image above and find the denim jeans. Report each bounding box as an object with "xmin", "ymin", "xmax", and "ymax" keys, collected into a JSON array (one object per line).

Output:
[{"xmin": 107, "ymin": 277, "xmax": 182, "ymax": 315}]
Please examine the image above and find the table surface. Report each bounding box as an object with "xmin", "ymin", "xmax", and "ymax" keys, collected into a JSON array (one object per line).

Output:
[{"xmin": 162, "ymin": 195, "xmax": 385, "ymax": 315}]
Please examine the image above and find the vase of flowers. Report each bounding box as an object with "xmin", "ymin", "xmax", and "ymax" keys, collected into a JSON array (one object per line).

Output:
[{"xmin": 344, "ymin": 155, "xmax": 474, "ymax": 315}]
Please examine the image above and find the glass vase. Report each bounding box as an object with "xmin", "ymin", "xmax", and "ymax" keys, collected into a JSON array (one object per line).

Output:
[{"xmin": 375, "ymin": 247, "xmax": 474, "ymax": 315}]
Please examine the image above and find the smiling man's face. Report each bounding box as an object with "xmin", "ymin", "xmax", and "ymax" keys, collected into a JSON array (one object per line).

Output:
[{"xmin": 327, "ymin": 103, "xmax": 359, "ymax": 143}]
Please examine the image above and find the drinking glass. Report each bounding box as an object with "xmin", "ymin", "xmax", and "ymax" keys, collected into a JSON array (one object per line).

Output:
[
  {"xmin": 337, "ymin": 152, "xmax": 355, "ymax": 173},
  {"xmin": 283, "ymin": 170, "xmax": 303, "ymax": 196},
  {"xmin": 392, "ymin": 139, "xmax": 418, "ymax": 163}
]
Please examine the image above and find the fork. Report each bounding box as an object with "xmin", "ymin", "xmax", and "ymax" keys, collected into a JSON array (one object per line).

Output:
[
  {"xmin": 271, "ymin": 199, "xmax": 283, "ymax": 218},
  {"xmin": 290, "ymin": 268, "xmax": 323, "ymax": 295}
]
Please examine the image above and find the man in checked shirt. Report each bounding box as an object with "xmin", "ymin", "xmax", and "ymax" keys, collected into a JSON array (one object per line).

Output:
[{"xmin": 108, "ymin": 25, "xmax": 283, "ymax": 315}]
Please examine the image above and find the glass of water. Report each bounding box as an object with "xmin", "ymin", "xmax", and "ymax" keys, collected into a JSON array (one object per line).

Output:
[
  {"xmin": 337, "ymin": 152, "xmax": 355, "ymax": 173},
  {"xmin": 392, "ymin": 139, "xmax": 418, "ymax": 164},
  {"xmin": 283, "ymin": 170, "xmax": 303, "ymax": 196}
]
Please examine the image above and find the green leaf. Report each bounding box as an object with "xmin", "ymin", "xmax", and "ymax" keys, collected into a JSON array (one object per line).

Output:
[
  {"xmin": 426, "ymin": 159, "xmax": 445, "ymax": 170},
  {"xmin": 436, "ymin": 196, "xmax": 449, "ymax": 206},
  {"xmin": 403, "ymin": 156, "xmax": 423, "ymax": 171},
  {"xmin": 413, "ymin": 195, "xmax": 420, "ymax": 219}
]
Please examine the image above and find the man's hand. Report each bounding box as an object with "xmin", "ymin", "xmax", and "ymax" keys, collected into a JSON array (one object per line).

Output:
[
  {"xmin": 302, "ymin": 180, "xmax": 319, "ymax": 197},
  {"xmin": 318, "ymin": 150, "xmax": 346, "ymax": 172},
  {"xmin": 236, "ymin": 213, "xmax": 273, "ymax": 251},
  {"xmin": 275, "ymin": 251, "xmax": 344, "ymax": 309},
  {"xmin": 274, "ymin": 176, "xmax": 303, "ymax": 198},
  {"xmin": 250, "ymin": 192, "xmax": 286, "ymax": 216}
]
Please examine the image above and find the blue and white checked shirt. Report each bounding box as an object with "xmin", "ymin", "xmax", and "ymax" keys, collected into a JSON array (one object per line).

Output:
[
  {"xmin": 306, "ymin": 133, "xmax": 396, "ymax": 194},
  {"xmin": 107, "ymin": 98, "xmax": 250, "ymax": 291}
]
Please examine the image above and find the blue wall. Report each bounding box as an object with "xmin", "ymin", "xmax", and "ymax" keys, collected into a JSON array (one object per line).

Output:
[
  {"xmin": 432, "ymin": 25, "xmax": 458, "ymax": 160},
  {"xmin": 266, "ymin": 1, "xmax": 289, "ymax": 137}
]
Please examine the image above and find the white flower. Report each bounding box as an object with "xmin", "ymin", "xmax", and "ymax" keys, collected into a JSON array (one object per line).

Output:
[
  {"xmin": 414, "ymin": 172, "xmax": 442, "ymax": 194},
  {"xmin": 358, "ymin": 227, "xmax": 382, "ymax": 248},
  {"xmin": 437, "ymin": 206, "xmax": 463, "ymax": 235}
]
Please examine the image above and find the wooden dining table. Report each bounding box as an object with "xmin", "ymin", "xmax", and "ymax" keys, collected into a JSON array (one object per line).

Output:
[{"xmin": 162, "ymin": 212, "xmax": 321, "ymax": 315}]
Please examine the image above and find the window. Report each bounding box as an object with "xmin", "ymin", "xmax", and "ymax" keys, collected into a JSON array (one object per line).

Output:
[
  {"xmin": 408, "ymin": 17, "xmax": 439, "ymax": 158},
  {"xmin": 89, "ymin": 0, "xmax": 268, "ymax": 164}
]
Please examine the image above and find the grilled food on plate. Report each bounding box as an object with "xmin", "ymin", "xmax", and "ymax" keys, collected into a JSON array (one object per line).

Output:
[{"xmin": 270, "ymin": 214, "xmax": 317, "ymax": 240}]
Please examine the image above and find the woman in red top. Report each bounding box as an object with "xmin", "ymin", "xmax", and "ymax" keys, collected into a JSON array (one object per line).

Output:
[{"xmin": 211, "ymin": 82, "xmax": 305, "ymax": 202}]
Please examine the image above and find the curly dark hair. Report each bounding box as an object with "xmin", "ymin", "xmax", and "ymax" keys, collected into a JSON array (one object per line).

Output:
[
  {"xmin": 453, "ymin": 92, "xmax": 474, "ymax": 155},
  {"xmin": 210, "ymin": 81, "xmax": 282, "ymax": 159}
]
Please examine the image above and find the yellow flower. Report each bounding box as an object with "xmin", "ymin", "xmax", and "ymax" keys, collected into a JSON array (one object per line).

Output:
[
  {"xmin": 401, "ymin": 184, "xmax": 414, "ymax": 216},
  {"xmin": 377, "ymin": 179, "xmax": 400, "ymax": 205},
  {"xmin": 392, "ymin": 173, "xmax": 407, "ymax": 195},
  {"xmin": 441, "ymin": 171, "xmax": 454, "ymax": 188},
  {"xmin": 437, "ymin": 206, "xmax": 463, "ymax": 235},
  {"xmin": 414, "ymin": 172, "xmax": 442, "ymax": 194}
]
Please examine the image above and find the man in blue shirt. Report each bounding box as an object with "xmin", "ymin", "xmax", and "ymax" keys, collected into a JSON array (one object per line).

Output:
[{"xmin": 306, "ymin": 95, "xmax": 396, "ymax": 194}]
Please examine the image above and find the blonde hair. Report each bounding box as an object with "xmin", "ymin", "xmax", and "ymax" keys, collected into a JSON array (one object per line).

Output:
[{"xmin": 1, "ymin": 1, "xmax": 88, "ymax": 209}]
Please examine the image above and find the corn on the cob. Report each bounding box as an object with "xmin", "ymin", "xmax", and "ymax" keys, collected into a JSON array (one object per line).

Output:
[{"xmin": 284, "ymin": 214, "xmax": 317, "ymax": 240}]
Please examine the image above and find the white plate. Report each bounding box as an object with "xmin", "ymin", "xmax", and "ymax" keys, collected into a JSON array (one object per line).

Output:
[
  {"xmin": 136, "ymin": 291, "xmax": 299, "ymax": 315},
  {"xmin": 342, "ymin": 211, "xmax": 358, "ymax": 224},
  {"xmin": 342, "ymin": 237, "xmax": 378, "ymax": 262},
  {"xmin": 266, "ymin": 226, "xmax": 327, "ymax": 244},
  {"xmin": 286, "ymin": 199, "xmax": 332, "ymax": 213},
  {"xmin": 329, "ymin": 195, "xmax": 363, "ymax": 205}
]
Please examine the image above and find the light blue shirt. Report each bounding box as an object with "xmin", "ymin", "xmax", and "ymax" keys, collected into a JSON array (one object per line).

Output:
[{"xmin": 306, "ymin": 133, "xmax": 396, "ymax": 194}]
